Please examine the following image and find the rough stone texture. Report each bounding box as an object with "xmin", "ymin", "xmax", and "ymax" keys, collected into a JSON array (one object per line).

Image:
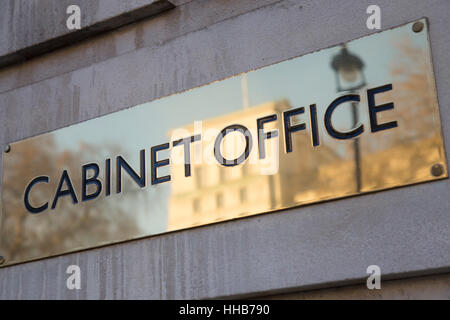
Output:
[
  {"xmin": 262, "ymin": 273, "xmax": 450, "ymax": 299},
  {"xmin": 0, "ymin": 0, "xmax": 175, "ymax": 68},
  {"xmin": 0, "ymin": 0, "xmax": 450, "ymax": 299}
]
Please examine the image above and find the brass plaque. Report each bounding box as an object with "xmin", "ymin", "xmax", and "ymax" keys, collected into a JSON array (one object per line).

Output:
[{"xmin": 0, "ymin": 19, "xmax": 447, "ymax": 267}]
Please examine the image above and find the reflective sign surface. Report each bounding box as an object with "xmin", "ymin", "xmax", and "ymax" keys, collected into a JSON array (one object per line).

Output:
[{"xmin": 1, "ymin": 19, "xmax": 447, "ymax": 266}]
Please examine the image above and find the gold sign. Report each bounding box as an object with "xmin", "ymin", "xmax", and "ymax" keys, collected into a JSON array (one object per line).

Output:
[{"xmin": 0, "ymin": 19, "xmax": 447, "ymax": 267}]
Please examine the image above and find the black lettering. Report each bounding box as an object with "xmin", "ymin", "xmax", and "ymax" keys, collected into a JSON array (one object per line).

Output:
[
  {"xmin": 309, "ymin": 104, "xmax": 320, "ymax": 146},
  {"xmin": 116, "ymin": 149, "xmax": 146, "ymax": 193},
  {"xmin": 151, "ymin": 143, "xmax": 171, "ymax": 185},
  {"xmin": 324, "ymin": 94, "xmax": 363, "ymax": 139},
  {"xmin": 367, "ymin": 83, "xmax": 398, "ymax": 133},
  {"xmin": 283, "ymin": 107, "xmax": 306, "ymax": 153},
  {"xmin": 105, "ymin": 158, "xmax": 111, "ymax": 196},
  {"xmin": 82, "ymin": 163, "xmax": 102, "ymax": 201},
  {"xmin": 214, "ymin": 124, "xmax": 253, "ymax": 167}
]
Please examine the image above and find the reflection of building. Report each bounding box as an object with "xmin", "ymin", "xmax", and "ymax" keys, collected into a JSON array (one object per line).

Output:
[{"xmin": 167, "ymin": 100, "xmax": 348, "ymax": 230}]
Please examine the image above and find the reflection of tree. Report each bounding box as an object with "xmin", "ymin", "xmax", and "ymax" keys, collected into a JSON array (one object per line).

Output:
[
  {"xmin": 359, "ymin": 37, "xmax": 439, "ymax": 155},
  {"xmin": 1, "ymin": 136, "xmax": 143, "ymax": 263}
]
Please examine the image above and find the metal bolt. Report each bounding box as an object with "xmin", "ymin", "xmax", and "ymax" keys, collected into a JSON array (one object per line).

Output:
[
  {"xmin": 4, "ymin": 144, "xmax": 10, "ymax": 153},
  {"xmin": 0, "ymin": 256, "xmax": 5, "ymax": 265},
  {"xmin": 412, "ymin": 21, "xmax": 424, "ymax": 33},
  {"xmin": 431, "ymin": 163, "xmax": 444, "ymax": 177}
]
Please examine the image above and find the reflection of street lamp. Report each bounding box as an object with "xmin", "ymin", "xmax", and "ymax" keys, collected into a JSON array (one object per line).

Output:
[{"xmin": 331, "ymin": 45, "xmax": 366, "ymax": 193}]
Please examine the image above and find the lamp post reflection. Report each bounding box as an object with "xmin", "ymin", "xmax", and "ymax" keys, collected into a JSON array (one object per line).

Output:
[{"xmin": 331, "ymin": 44, "xmax": 366, "ymax": 193}]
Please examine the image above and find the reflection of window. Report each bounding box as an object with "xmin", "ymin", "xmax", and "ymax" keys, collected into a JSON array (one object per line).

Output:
[
  {"xmin": 193, "ymin": 198, "xmax": 201, "ymax": 213},
  {"xmin": 216, "ymin": 193, "xmax": 224, "ymax": 209},
  {"xmin": 239, "ymin": 187, "xmax": 247, "ymax": 203},
  {"xmin": 196, "ymin": 167, "xmax": 202, "ymax": 187}
]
